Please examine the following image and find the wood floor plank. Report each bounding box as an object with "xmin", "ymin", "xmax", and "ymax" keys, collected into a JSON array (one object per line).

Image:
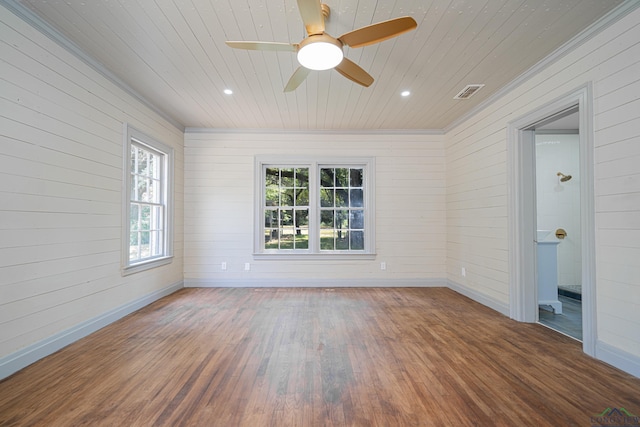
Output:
[{"xmin": 1, "ymin": 287, "xmax": 640, "ymax": 426}]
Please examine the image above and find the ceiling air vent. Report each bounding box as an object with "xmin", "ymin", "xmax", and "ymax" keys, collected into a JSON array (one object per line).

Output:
[{"xmin": 454, "ymin": 84, "xmax": 485, "ymax": 100}]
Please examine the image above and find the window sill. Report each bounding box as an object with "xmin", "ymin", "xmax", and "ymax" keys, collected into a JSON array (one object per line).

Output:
[
  {"xmin": 253, "ymin": 253, "xmax": 377, "ymax": 261},
  {"xmin": 122, "ymin": 256, "xmax": 173, "ymax": 276}
]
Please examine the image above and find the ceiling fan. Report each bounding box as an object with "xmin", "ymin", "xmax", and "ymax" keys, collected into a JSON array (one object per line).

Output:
[{"xmin": 225, "ymin": 0, "xmax": 417, "ymax": 92}]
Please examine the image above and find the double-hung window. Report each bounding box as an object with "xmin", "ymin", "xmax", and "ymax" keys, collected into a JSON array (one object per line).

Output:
[
  {"xmin": 122, "ymin": 125, "xmax": 174, "ymax": 275},
  {"xmin": 255, "ymin": 157, "xmax": 375, "ymax": 258}
]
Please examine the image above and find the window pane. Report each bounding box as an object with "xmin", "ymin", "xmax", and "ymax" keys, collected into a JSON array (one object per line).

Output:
[
  {"xmin": 280, "ymin": 209, "xmax": 294, "ymax": 226},
  {"xmin": 296, "ymin": 168, "xmax": 309, "ymax": 188},
  {"xmin": 140, "ymin": 205, "xmax": 151, "ymax": 230},
  {"xmin": 130, "ymin": 204, "xmax": 139, "ymax": 231},
  {"xmin": 320, "ymin": 210, "xmax": 334, "ymax": 228},
  {"xmin": 280, "ymin": 228, "xmax": 294, "ymax": 249},
  {"xmin": 149, "ymin": 153, "xmax": 160, "ymax": 179},
  {"xmin": 137, "ymin": 148, "xmax": 148, "ymax": 174},
  {"xmin": 265, "ymin": 186, "xmax": 279, "ymax": 206},
  {"xmin": 336, "ymin": 168, "xmax": 349, "ymax": 187},
  {"xmin": 149, "ymin": 179, "xmax": 160, "ymax": 203},
  {"xmin": 320, "ymin": 188, "xmax": 333, "ymax": 207},
  {"xmin": 351, "ymin": 210, "xmax": 364, "ymax": 229},
  {"xmin": 265, "ymin": 229, "xmax": 279, "ymax": 249},
  {"xmin": 138, "ymin": 178, "xmax": 149, "ymax": 202},
  {"xmin": 265, "ymin": 210, "xmax": 278, "ymax": 228},
  {"xmin": 336, "ymin": 231, "xmax": 349, "ymax": 250},
  {"xmin": 282, "ymin": 188, "xmax": 295, "ymax": 206},
  {"xmin": 350, "ymin": 168, "xmax": 363, "ymax": 187},
  {"xmin": 320, "ymin": 229, "xmax": 334, "ymax": 250},
  {"xmin": 294, "ymin": 229, "xmax": 309, "ymax": 249},
  {"xmin": 335, "ymin": 189, "xmax": 348, "ymax": 207},
  {"xmin": 129, "ymin": 232, "xmax": 139, "ymax": 261},
  {"xmin": 281, "ymin": 168, "xmax": 294, "ymax": 187},
  {"xmin": 296, "ymin": 189, "xmax": 309, "ymax": 205},
  {"xmin": 350, "ymin": 231, "xmax": 364, "ymax": 250},
  {"xmin": 130, "ymin": 231, "xmax": 139, "ymax": 247},
  {"xmin": 350, "ymin": 189, "xmax": 363, "ymax": 207},
  {"xmin": 320, "ymin": 168, "xmax": 334, "ymax": 187},
  {"xmin": 139, "ymin": 231, "xmax": 151, "ymax": 258},
  {"xmin": 295, "ymin": 209, "xmax": 309, "ymax": 227},
  {"xmin": 336, "ymin": 210, "xmax": 349, "ymax": 229},
  {"xmin": 266, "ymin": 168, "xmax": 279, "ymax": 186}
]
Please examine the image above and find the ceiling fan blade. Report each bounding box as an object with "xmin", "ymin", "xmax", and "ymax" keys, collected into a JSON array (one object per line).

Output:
[
  {"xmin": 297, "ymin": 0, "xmax": 325, "ymax": 35},
  {"xmin": 225, "ymin": 41, "xmax": 297, "ymax": 52},
  {"xmin": 335, "ymin": 58, "xmax": 374, "ymax": 87},
  {"xmin": 284, "ymin": 66, "xmax": 311, "ymax": 92},
  {"xmin": 338, "ymin": 16, "xmax": 417, "ymax": 48}
]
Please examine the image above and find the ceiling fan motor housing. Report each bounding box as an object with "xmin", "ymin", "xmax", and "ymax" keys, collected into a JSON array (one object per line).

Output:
[{"xmin": 297, "ymin": 34, "xmax": 344, "ymax": 70}]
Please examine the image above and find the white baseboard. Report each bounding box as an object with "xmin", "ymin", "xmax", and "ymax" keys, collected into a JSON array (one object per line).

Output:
[
  {"xmin": 446, "ymin": 280, "xmax": 510, "ymax": 317},
  {"xmin": 184, "ymin": 278, "xmax": 447, "ymax": 288},
  {"xmin": 0, "ymin": 281, "xmax": 183, "ymax": 380},
  {"xmin": 596, "ymin": 340, "xmax": 640, "ymax": 378}
]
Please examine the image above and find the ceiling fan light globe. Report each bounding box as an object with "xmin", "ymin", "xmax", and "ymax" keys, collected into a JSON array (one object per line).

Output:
[{"xmin": 297, "ymin": 37, "xmax": 344, "ymax": 71}]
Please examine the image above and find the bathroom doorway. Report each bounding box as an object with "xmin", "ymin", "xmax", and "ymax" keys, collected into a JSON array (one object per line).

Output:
[
  {"xmin": 507, "ymin": 84, "xmax": 596, "ymax": 356},
  {"xmin": 533, "ymin": 109, "xmax": 582, "ymax": 340}
]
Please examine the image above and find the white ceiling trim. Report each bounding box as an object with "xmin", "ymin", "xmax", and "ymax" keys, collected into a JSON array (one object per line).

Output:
[
  {"xmin": 1, "ymin": 0, "xmax": 185, "ymax": 132},
  {"xmin": 443, "ymin": 0, "xmax": 640, "ymax": 134},
  {"xmin": 184, "ymin": 127, "xmax": 444, "ymax": 136}
]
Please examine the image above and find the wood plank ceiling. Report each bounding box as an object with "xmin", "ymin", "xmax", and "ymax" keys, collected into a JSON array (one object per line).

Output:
[{"xmin": 17, "ymin": 0, "xmax": 625, "ymax": 130}]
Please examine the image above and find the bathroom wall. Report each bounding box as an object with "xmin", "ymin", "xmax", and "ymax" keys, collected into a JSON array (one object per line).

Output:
[{"xmin": 535, "ymin": 133, "xmax": 582, "ymax": 290}]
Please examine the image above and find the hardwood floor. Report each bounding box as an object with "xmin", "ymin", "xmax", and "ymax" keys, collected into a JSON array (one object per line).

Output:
[{"xmin": 1, "ymin": 288, "xmax": 639, "ymax": 426}]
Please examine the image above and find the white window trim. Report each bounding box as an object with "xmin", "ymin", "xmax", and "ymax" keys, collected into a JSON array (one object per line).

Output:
[
  {"xmin": 254, "ymin": 155, "xmax": 376, "ymax": 260},
  {"xmin": 121, "ymin": 124, "xmax": 174, "ymax": 275}
]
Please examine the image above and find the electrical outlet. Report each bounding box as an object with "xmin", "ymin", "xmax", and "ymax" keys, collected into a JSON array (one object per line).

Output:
[
  {"xmin": 221, "ymin": 262, "xmax": 227, "ymax": 271},
  {"xmin": 461, "ymin": 267, "xmax": 466, "ymax": 277},
  {"xmin": 380, "ymin": 262, "xmax": 387, "ymax": 270},
  {"xmin": 244, "ymin": 262, "xmax": 251, "ymax": 271}
]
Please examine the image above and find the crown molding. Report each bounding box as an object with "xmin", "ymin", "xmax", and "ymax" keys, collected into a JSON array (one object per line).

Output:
[
  {"xmin": 443, "ymin": 0, "xmax": 640, "ymax": 134},
  {"xmin": 1, "ymin": 0, "xmax": 185, "ymax": 132},
  {"xmin": 184, "ymin": 127, "xmax": 444, "ymax": 136}
]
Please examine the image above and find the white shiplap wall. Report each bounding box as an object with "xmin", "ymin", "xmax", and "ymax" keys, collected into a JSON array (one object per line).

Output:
[
  {"xmin": 184, "ymin": 131, "xmax": 446, "ymax": 286},
  {"xmin": 0, "ymin": 10, "xmax": 184, "ymax": 364},
  {"xmin": 446, "ymin": 7, "xmax": 640, "ymax": 367}
]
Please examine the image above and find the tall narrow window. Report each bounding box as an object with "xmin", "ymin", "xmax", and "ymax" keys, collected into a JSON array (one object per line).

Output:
[
  {"xmin": 123, "ymin": 125, "xmax": 173, "ymax": 274},
  {"xmin": 255, "ymin": 157, "xmax": 375, "ymax": 258},
  {"xmin": 129, "ymin": 143, "xmax": 164, "ymax": 262}
]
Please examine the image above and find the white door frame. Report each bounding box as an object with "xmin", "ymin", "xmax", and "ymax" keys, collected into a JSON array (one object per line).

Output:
[{"xmin": 507, "ymin": 83, "xmax": 596, "ymax": 356}]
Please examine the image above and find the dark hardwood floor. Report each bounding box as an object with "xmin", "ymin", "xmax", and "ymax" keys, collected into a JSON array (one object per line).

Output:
[{"xmin": 1, "ymin": 287, "xmax": 639, "ymax": 426}]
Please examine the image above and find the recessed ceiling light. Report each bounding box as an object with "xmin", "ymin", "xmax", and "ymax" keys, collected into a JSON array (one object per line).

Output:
[
  {"xmin": 401, "ymin": 90, "xmax": 411, "ymax": 97},
  {"xmin": 223, "ymin": 89, "xmax": 233, "ymax": 95}
]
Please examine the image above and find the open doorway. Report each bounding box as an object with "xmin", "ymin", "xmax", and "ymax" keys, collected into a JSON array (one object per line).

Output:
[
  {"xmin": 533, "ymin": 109, "xmax": 582, "ymax": 340},
  {"xmin": 508, "ymin": 84, "xmax": 596, "ymax": 356}
]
